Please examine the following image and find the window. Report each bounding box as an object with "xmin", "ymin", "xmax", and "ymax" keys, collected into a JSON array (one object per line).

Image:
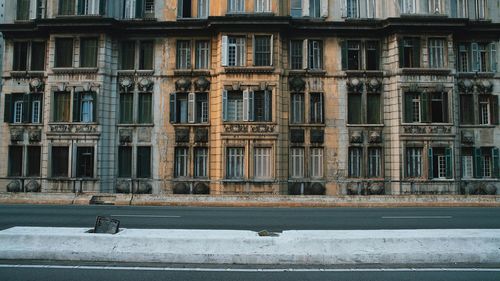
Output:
[
  {"xmin": 429, "ymin": 147, "xmax": 452, "ymax": 179},
  {"xmin": 346, "ymin": 0, "xmax": 359, "ymax": 18},
  {"xmin": 119, "ymin": 40, "xmax": 154, "ymax": 70},
  {"xmin": 14, "ymin": 100, "xmax": 23, "ymax": 124},
  {"xmin": 194, "ymin": 148, "xmax": 208, "ymax": 178},
  {"xmin": 177, "ymin": 0, "xmax": 192, "ymax": 18},
  {"xmin": 13, "ymin": 41, "xmax": 46, "ymax": 71},
  {"xmin": 73, "ymin": 92, "xmax": 96, "ymax": 123},
  {"xmin": 341, "ymin": 40, "xmax": 380, "ymax": 70},
  {"xmin": 31, "ymin": 98, "xmax": 41, "ymax": 123},
  {"xmin": 3, "ymin": 94, "xmax": 43, "ymax": 124},
  {"xmin": 348, "ymin": 147, "xmax": 362, "ymax": 177},
  {"xmin": 254, "ymin": 147, "xmax": 272, "ymax": 179},
  {"xmin": 138, "ymin": 92, "xmax": 152, "ymax": 123},
  {"xmin": 406, "ymin": 147, "xmax": 422, "ymax": 178},
  {"xmin": 399, "ymin": 37, "xmax": 420, "ymax": 68},
  {"xmin": 144, "ymin": 0, "xmax": 155, "ymax": 18},
  {"xmin": 222, "ymin": 90, "xmax": 271, "ymax": 122},
  {"xmin": 27, "ymin": 146, "xmax": 41, "ymax": 177},
  {"xmin": 450, "ymin": 0, "xmax": 468, "ymax": 18},
  {"xmin": 366, "ymin": 0, "xmax": 376, "ymax": 18},
  {"xmin": 253, "ymin": 91, "xmax": 272, "ymax": 122},
  {"xmin": 124, "ymin": 0, "xmax": 155, "ymax": 18},
  {"xmin": 226, "ymin": 147, "xmax": 244, "ymax": 179},
  {"xmin": 8, "ymin": 146, "xmax": 23, "ymax": 177},
  {"xmin": 428, "ymin": 0, "xmax": 442, "ymax": 13},
  {"xmin": 198, "ymin": 0, "xmax": 209, "ymax": 18},
  {"xmin": 223, "ymin": 91, "xmax": 243, "ymax": 121},
  {"xmin": 290, "ymin": 40, "xmax": 303, "ymax": 69},
  {"xmin": 170, "ymin": 92, "xmax": 209, "ymax": 124},
  {"xmin": 347, "ymin": 90, "xmax": 383, "ymax": 125},
  {"xmin": 79, "ymin": 38, "xmax": 98, "ymax": 67},
  {"xmin": 76, "ymin": 147, "xmax": 94, "ymax": 178},
  {"xmin": 228, "ymin": 0, "xmax": 245, "ymax": 13},
  {"xmin": 478, "ymin": 95, "xmax": 496, "ymax": 125},
  {"xmin": 255, "ymin": 0, "xmax": 271, "ymax": 13},
  {"xmin": 459, "ymin": 94, "xmax": 498, "ymax": 125},
  {"xmin": 456, "ymin": 42, "xmax": 497, "ymax": 72},
  {"xmin": 222, "ymin": 36, "xmax": 246, "ymax": 67},
  {"xmin": 195, "ymin": 41, "xmax": 210, "ymax": 69},
  {"xmin": 474, "ymin": 147, "xmax": 499, "ymax": 178},
  {"xmin": 119, "ymin": 92, "xmax": 133, "ymax": 124},
  {"xmin": 55, "ymin": 38, "xmax": 74, "ymax": 68},
  {"xmin": 290, "ymin": 147, "xmax": 304, "ymax": 178},
  {"xmin": 17, "ymin": 0, "xmax": 31, "ymax": 20},
  {"xmin": 176, "ymin": 40, "xmax": 191, "ymax": 69},
  {"xmin": 308, "ymin": 40, "xmax": 323, "ymax": 70},
  {"xmin": 309, "ymin": 93, "xmax": 323, "ymax": 124},
  {"xmin": 367, "ymin": 93, "xmax": 381, "ymax": 124},
  {"xmin": 309, "ymin": 0, "xmax": 321, "ymax": 18},
  {"xmin": 348, "ymin": 92, "xmax": 361, "ymax": 124},
  {"xmin": 404, "ymin": 92, "xmax": 449, "ymax": 123},
  {"xmin": 53, "ymin": 91, "xmax": 71, "ymax": 122},
  {"xmin": 461, "ymin": 148, "xmax": 474, "ymax": 179},
  {"xmin": 196, "ymin": 93, "xmax": 209, "ymax": 123},
  {"xmin": 399, "ymin": 0, "xmax": 416, "ymax": 14},
  {"xmin": 78, "ymin": 0, "xmax": 105, "ymax": 16},
  {"xmin": 310, "ymin": 147, "xmax": 323, "ymax": 178},
  {"xmin": 368, "ymin": 147, "xmax": 382, "ymax": 178},
  {"xmin": 59, "ymin": 0, "xmax": 75, "ymax": 15},
  {"xmin": 51, "ymin": 146, "xmax": 69, "ymax": 177},
  {"xmin": 290, "ymin": 93, "xmax": 305, "ymax": 124},
  {"xmin": 428, "ymin": 39, "xmax": 445, "ymax": 68},
  {"xmin": 290, "ymin": 39, "xmax": 323, "ymax": 70},
  {"xmin": 475, "ymin": 0, "xmax": 486, "ymax": 19},
  {"xmin": 175, "ymin": 147, "xmax": 189, "ymax": 177},
  {"xmin": 118, "ymin": 146, "xmax": 132, "ymax": 177},
  {"xmin": 136, "ymin": 146, "xmax": 151, "ymax": 178},
  {"xmin": 254, "ymin": 35, "xmax": 272, "ymax": 66},
  {"xmin": 460, "ymin": 94, "xmax": 474, "ymax": 124},
  {"xmin": 290, "ymin": 0, "xmax": 302, "ymax": 17}
]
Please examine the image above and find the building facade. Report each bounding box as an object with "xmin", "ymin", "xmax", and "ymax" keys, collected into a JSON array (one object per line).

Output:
[{"xmin": 0, "ymin": 0, "xmax": 499, "ymax": 195}]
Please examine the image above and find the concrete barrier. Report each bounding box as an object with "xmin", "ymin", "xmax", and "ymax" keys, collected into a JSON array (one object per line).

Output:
[{"xmin": 1, "ymin": 227, "xmax": 499, "ymax": 265}]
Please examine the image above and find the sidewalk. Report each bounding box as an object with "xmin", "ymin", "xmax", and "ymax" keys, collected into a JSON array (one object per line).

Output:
[{"xmin": 0, "ymin": 192, "xmax": 500, "ymax": 207}]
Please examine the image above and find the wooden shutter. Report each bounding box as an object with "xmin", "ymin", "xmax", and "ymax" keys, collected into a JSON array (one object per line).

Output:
[
  {"xmin": 77, "ymin": 0, "xmax": 85, "ymax": 15},
  {"xmin": 249, "ymin": 90, "xmax": 255, "ymax": 121},
  {"xmin": 473, "ymin": 147, "xmax": 482, "ymax": 178},
  {"xmin": 319, "ymin": 93, "xmax": 324, "ymax": 123},
  {"xmin": 428, "ymin": 148, "xmax": 434, "ymax": 179},
  {"xmin": 404, "ymin": 93, "xmax": 413, "ymax": 123},
  {"xmin": 29, "ymin": 0, "xmax": 37, "ymax": 19},
  {"xmin": 222, "ymin": 89, "xmax": 228, "ymax": 121},
  {"xmin": 243, "ymin": 89, "xmax": 249, "ymax": 121},
  {"xmin": 341, "ymin": 40, "xmax": 348, "ymax": 70},
  {"xmin": 412, "ymin": 38, "xmax": 420, "ymax": 67},
  {"xmin": 73, "ymin": 92, "xmax": 81, "ymax": 122},
  {"xmin": 398, "ymin": 38, "xmax": 404, "ymax": 68},
  {"xmin": 421, "ymin": 92, "xmax": 430, "ymax": 122},
  {"xmin": 188, "ymin": 92, "xmax": 195, "ymax": 123},
  {"xmin": 450, "ymin": 0, "xmax": 457, "ymax": 17},
  {"xmin": 169, "ymin": 93, "xmax": 177, "ymax": 123},
  {"xmin": 490, "ymin": 43, "xmax": 497, "ymax": 72},
  {"xmin": 491, "ymin": 95, "xmax": 499, "ymax": 125},
  {"xmin": 445, "ymin": 147, "xmax": 453, "ymax": 179},
  {"xmin": 302, "ymin": 39, "xmax": 308, "ymax": 69},
  {"xmin": 135, "ymin": 0, "xmax": 144, "ymax": 18},
  {"xmin": 22, "ymin": 94, "xmax": 31, "ymax": 123},
  {"xmin": 91, "ymin": 92, "xmax": 97, "ymax": 122},
  {"xmin": 221, "ymin": 35, "xmax": 228, "ymax": 66},
  {"xmin": 302, "ymin": 0, "xmax": 310, "ymax": 17},
  {"xmin": 270, "ymin": 35, "xmax": 274, "ymax": 66},
  {"xmin": 320, "ymin": 0, "xmax": 328, "ymax": 17},
  {"xmin": 99, "ymin": 0, "xmax": 107, "ymax": 15},
  {"xmin": 252, "ymin": 35, "xmax": 256, "ymax": 66},
  {"xmin": 492, "ymin": 148, "xmax": 500, "ymax": 178},
  {"xmin": 264, "ymin": 90, "xmax": 271, "ymax": 121},
  {"xmin": 374, "ymin": 41, "xmax": 380, "ymax": 70},
  {"xmin": 4, "ymin": 94, "xmax": 12, "ymax": 123},
  {"xmin": 471, "ymin": 42, "xmax": 479, "ymax": 71}
]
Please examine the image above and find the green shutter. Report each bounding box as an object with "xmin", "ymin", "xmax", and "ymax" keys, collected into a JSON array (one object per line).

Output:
[
  {"xmin": 92, "ymin": 92, "xmax": 97, "ymax": 122},
  {"xmin": 398, "ymin": 38, "xmax": 404, "ymax": 68},
  {"xmin": 491, "ymin": 95, "xmax": 499, "ymax": 125},
  {"xmin": 374, "ymin": 41, "xmax": 380, "ymax": 70},
  {"xmin": 490, "ymin": 43, "xmax": 497, "ymax": 72},
  {"xmin": 471, "ymin": 43, "xmax": 479, "ymax": 71},
  {"xmin": 264, "ymin": 90, "xmax": 271, "ymax": 121},
  {"xmin": 99, "ymin": 0, "xmax": 106, "ymax": 15},
  {"xmin": 169, "ymin": 93, "xmax": 176, "ymax": 123},
  {"xmin": 428, "ymin": 147, "xmax": 434, "ymax": 179},
  {"xmin": 404, "ymin": 93, "xmax": 413, "ymax": 123},
  {"xmin": 474, "ymin": 147, "xmax": 482, "ymax": 178},
  {"xmin": 493, "ymin": 148, "xmax": 500, "ymax": 178},
  {"xmin": 73, "ymin": 92, "xmax": 81, "ymax": 122},
  {"xmin": 445, "ymin": 147, "xmax": 453, "ymax": 179},
  {"xmin": 135, "ymin": 0, "xmax": 144, "ymax": 18},
  {"xmin": 450, "ymin": 0, "xmax": 457, "ymax": 17},
  {"xmin": 22, "ymin": 94, "xmax": 30, "ymax": 123},
  {"xmin": 341, "ymin": 40, "xmax": 348, "ymax": 70},
  {"xmin": 421, "ymin": 92, "xmax": 429, "ymax": 122},
  {"xmin": 412, "ymin": 38, "xmax": 420, "ymax": 67},
  {"xmin": 77, "ymin": 0, "xmax": 84, "ymax": 15},
  {"xmin": 222, "ymin": 90, "xmax": 228, "ymax": 121},
  {"xmin": 4, "ymin": 94, "xmax": 12, "ymax": 123}
]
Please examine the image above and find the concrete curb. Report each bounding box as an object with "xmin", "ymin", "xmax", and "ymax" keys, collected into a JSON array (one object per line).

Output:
[
  {"xmin": 1, "ymin": 193, "xmax": 500, "ymax": 207},
  {"xmin": 1, "ymin": 227, "xmax": 499, "ymax": 265}
]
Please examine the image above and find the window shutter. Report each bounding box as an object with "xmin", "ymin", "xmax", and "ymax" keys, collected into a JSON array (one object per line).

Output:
[
  {"xmin": 404, "ymin": 93, "xmax": 413, "ymax": 123},
  {"xmin": 471, "ymin": 42, "xmax": 479, "ymax": 71},
  {"xmin": 493, "ymin": 148, "xmax": 500, "ymax": 178},
  {"xmin": 135, "ymin": 0, "xmax": 144, "ymax": 18},
  {"xmin": 4, "ymin": 94, "xmax": 12, "ymax": 123},
  {"xmin": 249, "ymin": 90, "xmax": 255, "ymax": 121},
  {"xmin": 264, "ymin": 90, "xmax": 271, "ymax": 121},
  {"xmin": 450, "ymin": 0, "xmax": 457, "ymax": 17},
  {"xmin": 341, "ymin": 40, "xmax": 348, "ymax": 70},
  {"xmin": 252, "ymin": 35, "xmax": 256, "ymax": 66},
  {"xmin": 221, "ymin": 35, "xmax": 228, "ymax": 66},
  {"xmin": 412, "ymin": 38, "xmax": 420, "ymax": 67},
  {"xmin": 23, "ymin": 94, "xmax": 31, "ymax": 123},
  {"xmin": 473, "ymin": 147, "xmax": 482, "ymax": 178},
  {"xmin": 29, "ymin": 0, "xmax": 37, "ymax": 19},
  {"xmin": 374, "ymin": 41, "xmax": 380, "ymax": 70},
  {"xmin": 320, "ymin": 0, "xmax": 328, "ymax": 17},
  {"xmin": 91, "ymin": 92, "xmax": 97, "ymax": 122},
  {"xmin": 73, "ymin": 92, "xmax": 81, "ymax": 122},
  {"xmin": 428, "ymin": 147, "xmax": 434, "ymax": 179},
  {"xmin": 169, "ymin": 93, "xmax": 177, "ymax": 123},
  {"xmin": 35, "ymin": 94, "xmax": 43, "ymax": 122},
  {"xmin": 491, "ymin": 95, "xmax": 499, "ymax": 125},
  {"xmin": 270, "ymin": 35, "xmax": 274, "ymax": 66},
  {"xmin": 243, "ymin": 89, "xmax": 249, "ymax": 121},
  {"xmin": 302, "ymin": 0, "xmax": 310, "ymax": 17},
  {"xmin": 445, "ymin": 147, "xmax": 453, "ymax": 179},
  {"xmin": 188, "ymin": 92, "xmax": 195, "ymax": 123},
  {"xmin": 177, "ymin": 0, "xmax": 183, "ymax": 17},
  {"xmin": 340, "ymin": 0, "xmax": 346, "ymax": 17},
  {"xmin": 302, "ymin": 39, "xmax": 308, "ymax": 69},
  {"xmin": 490, "ymin": 43, "xmax": 497, "ymax": 72},
  {"xmin": 222, "ymin": 89, "xmax": 228, "ymax": 121},
  {"xmin": 398, "ymin": 39, "xmax": 404, "ymax": 68},
  {"xmin": 421, "ymin": 92, "xmax": 429, "ymax": 122},
  {"xmin": 77, "ymin": 0, "xmax": 85, "ymax": 15},
  {"xmin": 99, "ymin": 0, "xmax": 106, "ymax": 15},
  {"xmin": 319, "ymin": 93, "xmax": 324, "ymax": 123}
]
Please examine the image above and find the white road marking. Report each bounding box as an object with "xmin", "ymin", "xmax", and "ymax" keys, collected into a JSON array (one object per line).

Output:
[
  {"xmin": 0, "ymin": 265, "xmax": 499, "ymax": 273},
  {"xmin": 381, "ymin": 216, "xmax": 453, "ymax": 219},
  {"xmin": 110, "ymin": 215, "xmax": 181, "ymax": 218}
]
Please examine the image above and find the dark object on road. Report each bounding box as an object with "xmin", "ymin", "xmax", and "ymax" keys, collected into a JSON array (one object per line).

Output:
[
  {"xmin": 258, "ymin": 230, "xmax": 279, "ymax": 237},
  {"xmin": 94, "ymin": 216, "xmax": 120, "ymax": 234}
]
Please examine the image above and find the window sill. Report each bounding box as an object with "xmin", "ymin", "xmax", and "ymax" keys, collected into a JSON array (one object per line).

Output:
[
  {"xmin": 117, "ymin": 123, "xmax": 155, "ymax": 127},
  {"xmin": 8, "ymin": 123, "xmax": 43, "ymax": 126},
  {"xmin": 344, "ymin": 70, "xmax": 383, "ymax": 77},
  {"xmin": 118, "ymin": 70, "xmax": 155, "ymax": 75},
  {"xmin": 459, "ymin": 125, "xmax": 496, "ymax": 128},
  {"xmin": 172, "ymin": 123, "xmax": 210, "ymax": 127},
  {"xmin": 173, "ymin": 69, "xmax": 211, "ymax": 76},
  {"xmin": 289, "ymin": 124, "xmax": 326, "ymax": 127},
  {"xmin": 224, "ymin": 67, "xmax": 275, "ymax": 74},
  {"xmin": 461, "ymin": 178, "xmax": 499, "ymax": 181},
  {"xmin": 400, "ymin": 68, "xmax": 451, "ymax": 76},
  {"xmin": 52, "ymin": 67, "xmax": 98, "ymax": 74},
  {"xmin": 346, "ymin": 124, "xmax": 384, "ymax": 127},
  {"xmin": 457, "ymin": 72, "xmax": 495, "ymax": 78},
  {"xmin": 10, "ymin": 70, "xmax": 45, "ymax": 77},
  {"xmin": 288, "ymin": 69, "xmax": 326, "ymax": 76},
  {"xmin": 401, "ymin": 122, "xmax": 453, "ymax": 126}
]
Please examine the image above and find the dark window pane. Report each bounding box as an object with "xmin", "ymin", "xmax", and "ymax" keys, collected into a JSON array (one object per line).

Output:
[
  {"xmin": 118, "ymin": 146, "xmax": 132, "ymax": 177},
  {"xmin": 347, "ymin": 41, "xmax": 360, "ymax": 70},
  {"xmin": 138, "ymin": 92, "xmax": 152, "ymax": 123},
  {"xmin": 195, "ymin": 92, "xmax": 208, "ymax": 123},
  {"xmin": 139, "ymin": 41, "xmax": 153, "ymax": 69},
  {"xmin": 119, "ymin": 93, "xmax": 133, "ymax": 123},
  {"xmin": 59, "ymin": 0, "xmax": 75, "ymax": 15},
  {"xmin": 17, "ymin": 0, "xmax": 30, "ymax": 20},
  {"xmin": 254, "ymin": 36, "xmax": 271, "ymax": 66},
  {"xmin": 120, "ymin": 41, "xmax": 135, "ymax": 69},
  {"xmin": 53, "ymin": 91, "xmax": 71, "ymax": 122},
  {"xmin": 80, "ymin": 38, "xmax": 98, "ymax": 67},
  {"xmin": 309, "ymin": 93, "xmax": 323, "ymax": 124},
  {"xmin": 51, "ymin": 146, "xmax": 69, "ymax": 177},
  {"xmin": 13, "ymin": 42, "xmax": 28, "ymax": 71},
  {"xmin": 137, "ymin": 146, "xmax": 151, "ymax": 178},
  {"xmin": 290, "ymin": 40, "xmax": 303, "ymax": 69},
  {"xmin": 366, "ymin": 40, "xmax": 379, "ymax": 70},
  {"xmin": 431, "ymin": 92, "xmax": 448, "ymax": 123},
  {"xmin": 76, "ymin": 147, "xmax": 94, "ymax": 178},
  {"xmin": 55, "ymin": 38, "xmax": 74, "ymax": 67},
  {"xmin": 8, "ymin": 146, "xmax": 23, "ymax": 176},
  {"xmin": 367, "ymin": 93, "xmax": 381, "ymax": 124},
  {"xmin": 31, "ymin": 42, "xmax": 46, "ymax": 71},
  {"xmin": 348, "ymin": 92, "xmax": 362, "ymax": 124},
  {"xmin": 27, "ymin": 146, "xmax": 41, "ymax": 177},
  {"xmin": 254, "ymin": 91, "xmax": 272, "ymax": 122}
]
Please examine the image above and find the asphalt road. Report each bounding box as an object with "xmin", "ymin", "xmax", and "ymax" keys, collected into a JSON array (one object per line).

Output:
[
  {"xmin": 0, "ymin": 204, "xmax": 499, "ymax": 231},
  {"xmin": 1, "ymin": 265, "xmax": 500, "ymax": 281}
]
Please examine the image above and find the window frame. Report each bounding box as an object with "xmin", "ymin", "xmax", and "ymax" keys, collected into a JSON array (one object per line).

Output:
[
  {"xmin": 226, "ymin": 147, "xmax": 245, "ymax": 179},
  {"xmin": 253, "ymin": 147, "xmax": 272, "ymax": 179},
  {"xmin": 428, "ymin": 38, "xmax": 446, "ymax": 68},
  {"xmin": 310, "ymin": 147, "xmax": 324, "ymax": 179},
  {"xmin": 406, "ymin": 146, "xmax": 423, "ymax": 178},
  {"xmin": 290, "ymin": 147, "xmax": 305, "ymax": 178}
]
